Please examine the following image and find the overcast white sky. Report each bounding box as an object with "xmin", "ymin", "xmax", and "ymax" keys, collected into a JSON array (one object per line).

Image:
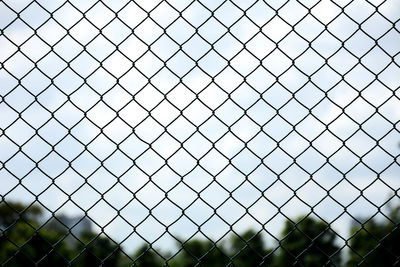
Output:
[{"xmin": 0, "ymin": 0, "xmax": 400, "ymax": 254}]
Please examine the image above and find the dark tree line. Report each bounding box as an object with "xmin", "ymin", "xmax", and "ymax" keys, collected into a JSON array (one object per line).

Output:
[
  {"xmin": 1, "ymin": 201, "xmax": 399, "ymax": 266},
  {"xmin": 347, "ymin": 205, "xmax": 400, "ymax": 267},
  {"xmin": 0, "ymin": 202, "xmax": 121, "ymax": 266}
]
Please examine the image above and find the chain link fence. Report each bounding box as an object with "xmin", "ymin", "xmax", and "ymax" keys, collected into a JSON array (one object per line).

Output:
[{"xmin": 0, "ymin": 0, "xmax": 400, "ymax": 266}]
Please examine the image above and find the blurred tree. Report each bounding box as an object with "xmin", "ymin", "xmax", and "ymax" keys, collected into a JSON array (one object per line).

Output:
[
  {"xmin": 0, "ymin": 201, "xmax": 123, "ymax": 266},
  {"xmin": 230, "ymin": 229, "xmax": 271, "ymax": 266},
  {"xmin": 0, "ymin": 201, "xmax": 71, "ymax": 266},
  {"xmin": 347, "ymin": 205, "xmax": 400, "ymax": 266},
  {"xmin": 0, "ymin": 201, "xmax": 42, "ymax": 228},
  {"xmin": 132, "ymin": 244, "xmax": 163, "ymax": 266},
  {"xmin": 72, "ymin": 231, "xmax": 121, "ymax": 266},
  {"xmin": 272, "ymin": 216, "xmax": 340, "ymax": 267},
  {"xmin": 172, "ymin": 238, "xmax": 229, "ymax": 267}
]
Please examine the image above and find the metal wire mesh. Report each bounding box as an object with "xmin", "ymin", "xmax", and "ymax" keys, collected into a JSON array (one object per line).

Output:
[{"xmin": 0, "ymin": 0, "xmax": 399, "ymax": 266}]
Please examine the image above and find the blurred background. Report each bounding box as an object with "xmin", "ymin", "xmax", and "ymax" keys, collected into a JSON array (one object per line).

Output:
[{"xmin": 0, "ymin": 0, "xmax": 399, "ymax": 265}]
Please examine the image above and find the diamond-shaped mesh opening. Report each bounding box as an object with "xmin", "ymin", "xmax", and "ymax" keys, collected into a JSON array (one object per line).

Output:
[{"xmin": 1, "ymin": 0, "xmax": 400, "ymax": 266}]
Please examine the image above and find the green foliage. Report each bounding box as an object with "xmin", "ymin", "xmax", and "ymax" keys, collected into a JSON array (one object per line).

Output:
[
  {"xmin": 0, "ymin": 202, "xmax": 70, "ymax": 266},
  {"xmin": 2, "ymin": 200, "xmax": 400, "ymax": 266},
  {"xmin": 347, "ymin": 206, "xmax": 400, "ymax": 266},
  {"xmin": 272, "ymin": 216, "xmax": 340, "ymax": 267},
  {"xmin": 72, "ymin": 231, "xmax": 121, "ymax": 267},
  {"xmin": 230, "ymin": 229, "xmax": 270, "ymax": 266},
  {"xmin": 0, "ymin": 202, "xmax": 42, "ymax": 229},
  {"xmin": 0, "ymin": 201, "xmax": 121, "ymax": 266},
  {"xmin": 132, "ymin": 244, "xmax": 163, "ymax": 267},
  {"xmin": 172, "ymin": 239, "xmax": 229, "ymax": 267}
]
